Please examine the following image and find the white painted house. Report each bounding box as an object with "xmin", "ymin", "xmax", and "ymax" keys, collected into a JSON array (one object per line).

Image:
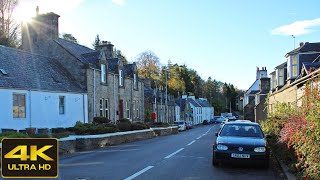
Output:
[
  {"xmin": 197, "ymin": 98, "xmax": 214, "ymax": 121},
  {"xmin": 175, "ymin": 103, "xmax": 180, "ymax": 121},
  {"xmin": 0, "ymin": 46, "xmax": 88, "ymax": 132}
]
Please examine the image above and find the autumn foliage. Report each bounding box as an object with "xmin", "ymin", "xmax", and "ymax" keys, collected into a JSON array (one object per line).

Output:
[{"xmin": 261, "ymin": 77, "xmax": 320, "ymax": 180}]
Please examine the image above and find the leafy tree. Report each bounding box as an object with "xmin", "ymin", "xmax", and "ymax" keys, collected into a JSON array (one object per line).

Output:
[
  {"xmin": 136, "ymin": 50, "xmax": 161, "ymax": 88},
  {"xmin": 62, "ymin": 33, "xmax": 78, "ymax": 43},
  {"xmin": 115, "ymin": 49, "xmax": 128, "ymax": 65},
  {"xmin": 0, "ymin": 0, "xmax": 19, "ymax": 47}
]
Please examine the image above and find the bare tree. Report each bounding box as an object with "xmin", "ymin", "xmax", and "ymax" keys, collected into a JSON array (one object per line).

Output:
[{"xmin": 0, "ymin": 0, "xmax": 19, "ymax": 47}]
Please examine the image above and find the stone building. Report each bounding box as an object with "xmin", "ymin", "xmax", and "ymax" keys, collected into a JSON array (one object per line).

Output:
[{"xmin": 21, "ymin": 9, "xmax": 144, "ymax": 123}]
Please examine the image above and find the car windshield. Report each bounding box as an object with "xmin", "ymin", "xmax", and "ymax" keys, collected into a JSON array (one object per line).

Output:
[
  {"xmin": 175, "ymin": 122, "xmax": 184, "ymax": 125},
  {"xmin": 220, "ymin": 124, "xmax": 264, "ymax": 138}
]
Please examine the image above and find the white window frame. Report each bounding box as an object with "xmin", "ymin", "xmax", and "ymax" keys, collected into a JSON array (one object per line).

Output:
[
  {"xmin": 134, "ymin": 74, "xmax": 137, "ymax": 89},
  {"xmin": 272, "ymin": 73, "xmax": 277, "ymax": 89},
  {"xmin": 126, "ymin": 101, "xmax": 130, "ymax": 119},
  {"xmin": 136, "ymin": 101, "xmax": 139, "ymax": 119},
  {"xmin": 133, "ymin": 100, "xmax": 136, "ymax": 119},
  {"xmin": 99, "ymin": 98, "xmax": 104, "ymax": 117},
  {"xmin": 59, "ymin": 96, "xmax": 65, "ymax": 115},
  {"xmin": 292, "ymin": 55, "xmax": 298, "ymax": 77},
  {"xmin": 13, "ymin": 93, "xmax": 26, "ymax": 118},
  {"xmin": 101, "ymin": 64, "xmax": 106, "ymax": 83},
  {"xmin": 119, "ymin": 69, "xmax": 123, "ymax": 86},
  {"xmin": 278, "ymin": 68, "xmax": 284, "ymax": 86},
  {"xmin": 105, "ymin": 99, "xmax": 109, "ymax": 118}
]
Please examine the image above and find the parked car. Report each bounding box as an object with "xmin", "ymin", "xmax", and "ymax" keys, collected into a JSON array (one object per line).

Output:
[
  {"xmin": 203, "ymin": 120, "xmax": 209, "ymax": 125},
  {"xmin": 187, "ymin": 121, "xmax": 193, "ymax": 129},
  {"xmin": 174, "ymin": 121, "xmax": 186, "ymax": 131},
  {"xmin": 212, "ymin": 121, "xmax": 271, "ymax": 167},
  {"xmin": 212, "ymin": 116, "xmax": 227, "ymax": 124}
]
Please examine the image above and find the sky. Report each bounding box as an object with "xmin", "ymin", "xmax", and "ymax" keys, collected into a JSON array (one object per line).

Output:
[{"xmin": 15, "ymin": 0, "xmax": 320, "ymax": 90}]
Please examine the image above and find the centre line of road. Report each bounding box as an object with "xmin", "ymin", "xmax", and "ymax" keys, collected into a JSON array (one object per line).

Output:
[
  {"xmin": 165, "ymin": 148, "xmax": 184, "ymax": 159},
  {"xmin": 124, "ymin": 166, "xmax": 154, "ymax": 180},
  {"xmin": 187, "ymin": 140, "xmax": 196, "ymax": 146},
  {"xmin": 196, "ymin": 136, "xmax": 202, "ymax": 139}
]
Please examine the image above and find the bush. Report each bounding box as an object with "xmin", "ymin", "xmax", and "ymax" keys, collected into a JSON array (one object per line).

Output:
[
  {"xmin": 93, "ymin": 117, "xmax": 111, "ymax": 125},
  {"xmin": 0, "ymin": 132, "xmax": 30, "ymax": 141},
  {"xmin": 119, "ymin": 118, "xmax": 131, "ymax": 124},
  {"xmin": 151, "ymin": 122, "xmax": 169, "ymax": 127},
  {"xmin": 30, "ymin": 134, "xmax": 50, "ymax": 138},
  {"xmin": 117, "ymin": 122, "xmax": 132, "ymax": 132},
  {"xmin": 51, "ymin": 127, "xmax": 66, "ymax": 133},
  {"xmin": 131, "ymin": 122, "xmax": 149, "ymax": 130},
  {"xmin": 72, "ymin": 122, "xmax": 119, "ymax": 135}
]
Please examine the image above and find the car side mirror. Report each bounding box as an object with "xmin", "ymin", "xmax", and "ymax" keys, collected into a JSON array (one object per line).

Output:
[{"xmin": 215, "ymin": 132, "xmax": 218, "ymax": 136}]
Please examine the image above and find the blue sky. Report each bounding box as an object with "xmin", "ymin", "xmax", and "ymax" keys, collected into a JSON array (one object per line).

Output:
[{"xmin": 16, "ymin": 0, "xmax": 320, "ymax": 89}]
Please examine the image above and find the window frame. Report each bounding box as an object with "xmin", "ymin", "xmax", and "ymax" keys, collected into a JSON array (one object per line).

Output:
[
  {"xmin": 119, "ymin": 69, "xmax": 123, "ymax": 87},
  {"xmin": 59, "ymin": 96, "xmax": 66, "ymax": 115},
  {"xmin": 101, "ymin": 64, "xmax": 106, "ymax": 83},
  {"xmin": 126, "ymin": 101, "xmax": 131, "ymax": 119},
  {"xmin": 133, "ymin": 74, "xmax": 137, "ymax": 89},
  {"xmin": 278, "ymin": 68, "xmax": 284, "ymax": 86},
  {"xmin": 99, "ymin": 98, "xmax": 104, "ymax": 117},
  {"xmin": 105, "ymin": 99, "xmax": 109, "ymax": 118},
  {"xmin": 292, "ymin": 55, "xmax": 298, "ymax": 77},
  {"xmin": 13, "ymin": 93, "xmax": 26, "ymax": 118}
]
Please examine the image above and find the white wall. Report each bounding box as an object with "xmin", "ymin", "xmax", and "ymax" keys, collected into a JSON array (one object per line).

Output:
[
  {"xmin": 175, "ymin": 105, "xmax": 180, "ymax": 121},
  {"xmin": 244, "ymin": 79, "xmax": 259, "ymax": 106},
  {"xmin": 0, "ymin": 89, "xmax": 88, "ymax": 131}
]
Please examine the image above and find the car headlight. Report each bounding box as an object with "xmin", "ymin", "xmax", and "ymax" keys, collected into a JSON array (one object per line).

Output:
[
  {"xmin": 254, "ymin": 147, "xmax": 266, "ymax": 152},
  {"xmin": 217, "ymin": 144, "xmax": 228, "ymax": 150}
]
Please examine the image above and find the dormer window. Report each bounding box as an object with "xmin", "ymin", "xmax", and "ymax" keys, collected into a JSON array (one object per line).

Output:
[
  {"xmin": 133, "ymin": 74, "xmax": 137, "ymax": 89},
  {"xmin": 101, "ymin": 64, "xmax": 106, "ymax": 83},
  {"xmin": 119, "ymin": 69, "xmax": 123, "ymax": 86},
  {"xmin": 271, "ymin": 72, "xmax": 277, "ymax": 90},
  {"xmin": 292, "ymin": 55, "xmax": 298, "ymax": 77},
  {"xmin": 277, "ymin": 68, "xmax": 284, "ymax": 86}
]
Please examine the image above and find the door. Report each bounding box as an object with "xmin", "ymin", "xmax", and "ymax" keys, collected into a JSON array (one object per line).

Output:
[{"xmin": 119, "ymin": 99, "xmax": 123, "ymax": 119}]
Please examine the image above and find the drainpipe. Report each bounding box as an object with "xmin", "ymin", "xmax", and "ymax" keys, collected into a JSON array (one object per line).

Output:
[
  {"xmin": 83, "ymin": 94, "xmax": 86, "ymax": 123},
  {"xmin": 29, "ymin": 90, "xmax": 32, "ymax": 128},
  {"xmin": 93, "ymin": 69, "xmax": 96, "ymax": 119},
  {"xmin": 113, "ymin": 74, "xmax": 116, "ymax": 124}
]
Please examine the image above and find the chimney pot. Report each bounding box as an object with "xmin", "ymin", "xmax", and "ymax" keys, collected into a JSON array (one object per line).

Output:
[{"xmin": 299, "ymin": 42, "xmax": 304, "ymax": 47}]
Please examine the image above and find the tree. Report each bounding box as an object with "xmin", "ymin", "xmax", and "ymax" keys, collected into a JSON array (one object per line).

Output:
[
  {"xmin": 115, "ymin": 49, "xmax": 128, "ymax": 65},
  {"xmin": 62, "ymin": 33, "xmax": 78, "ymax": 44},
  {"xmin": 0, "ymin": 0, "xmax": 19, "ymax": 47},
  {"xmin": 92, "ymin": 34, "xmax": 100, "ymax": 50},
  {"xmin": 136, "ymin": 50, "xmax": 161, "ymax": 88}
]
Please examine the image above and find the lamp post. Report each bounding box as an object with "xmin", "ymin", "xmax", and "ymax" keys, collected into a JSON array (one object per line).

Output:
[{"xmin": 165, "ymin": 66, "xmax": 168, "ymax": 123}]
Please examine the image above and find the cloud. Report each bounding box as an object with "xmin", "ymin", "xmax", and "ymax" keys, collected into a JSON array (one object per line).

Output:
[
  {"xmin": 271, "ymin": 18, "xmax": 320, "ymax": 36},
  {"xmin": 112, "ymin": 0, "xmax": 126, "ymax": 6}
]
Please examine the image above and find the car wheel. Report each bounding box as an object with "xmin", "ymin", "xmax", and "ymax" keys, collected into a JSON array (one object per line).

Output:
[{"xmin": 212, "ymin": 153, "xmax": 218, "ymax": 166}]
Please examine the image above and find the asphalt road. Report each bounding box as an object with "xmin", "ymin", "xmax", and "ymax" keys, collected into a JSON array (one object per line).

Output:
[{"xmin": 2, "ymin": 124, "xmax": 281, "ymax": 180}]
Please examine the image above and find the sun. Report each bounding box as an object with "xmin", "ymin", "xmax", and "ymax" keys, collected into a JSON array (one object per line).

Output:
[{"xmin": 14, "ymin": 3, "xmax": 36, "ymax": 23}]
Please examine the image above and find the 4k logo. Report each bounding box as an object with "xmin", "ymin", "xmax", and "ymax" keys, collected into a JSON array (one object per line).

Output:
[{"xmin": 1, "ymin": 138, "xmax": 58, "ymax": 178}]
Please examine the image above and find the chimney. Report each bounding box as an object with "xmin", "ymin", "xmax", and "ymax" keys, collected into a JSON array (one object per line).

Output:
[
  {"xmin": 299, "ymin": 42, "xmax": 304, "ymax": 47},
  {"xmin": 36, "ymin": 6, "xmax": 39, "ymax": 16},
  {"xmin": 96, "ymin": 41, "xmax": 114, "ymax": 59},
  {"xmin": 256, "ymin": 67, "xmax": 259, "ymax": 79}
]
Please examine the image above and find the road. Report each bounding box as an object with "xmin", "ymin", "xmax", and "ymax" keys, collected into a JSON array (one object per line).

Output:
[{"xmin": 3, "ymin": 124, "xmax": 281, "ymax": 180}]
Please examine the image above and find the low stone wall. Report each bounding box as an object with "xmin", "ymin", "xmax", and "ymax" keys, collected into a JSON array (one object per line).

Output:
[
  {"xmin": 59, "ymin": 127, "xmax": 178, "ymax": 155},
  {"xmin": 152, "ymin": 126, "xmax": 179, "ymax": 136}
]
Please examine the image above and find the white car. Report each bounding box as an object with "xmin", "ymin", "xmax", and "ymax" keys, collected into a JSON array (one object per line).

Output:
[{"xmin": 174, "ymin": 121, "xmax": 186, "ymax": 131}]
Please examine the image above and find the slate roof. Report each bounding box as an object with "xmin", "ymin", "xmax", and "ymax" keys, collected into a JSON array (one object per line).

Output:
[
  {"xmin": 176, "ymin": 99, "xmax": 186, "ymax": 111},
  {"xmin": 198, "ymin": 99, "xmax": 211, "ymax": 107},
  {"xmin": 287, "ymin": 42, "xmax": 320, "ymax": 55},
  {"xmin": 0, "ymin": 45, "xmax": 84, "ymax": 93},
  {"xmin": 54, "ymin": 38, "xmax": 95, "ymax": 64},
  {"xmin": 275, "ymin": 61, "xmax": 287, "ymax": 69},
  {"xmin": 108, "ymin": 59, "xmax": 118, "ymax": 73},
  {"xmin": 299, "ymin": 53, "xmax": 320, "ymax": 63},
  {"xmin": 189, "ymin": 98, "xmax": 201, "ymax": 107},
  {"xmin": 301, "ymin": 62, "xmax": 320, "ymax": 76}
]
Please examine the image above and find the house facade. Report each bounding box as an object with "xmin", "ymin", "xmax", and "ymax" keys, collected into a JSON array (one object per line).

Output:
[
  {"xmin": 268, "ymin": 42, "xmax": 320, "ymax": 111},
  {"xmin": 0, "ymin": 46, "xmax": 88, "ymax": 132},
  {"xmin": 21, "ymin": 11, "xmax": 144, "ymax": 123}
]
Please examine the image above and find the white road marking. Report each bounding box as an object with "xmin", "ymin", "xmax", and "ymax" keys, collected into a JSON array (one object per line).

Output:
[
  {"xmin": 165, "ymin": 148, "xmax": 184, "ymax": 159},
  {"xmin": 196, "ymin": 136, "xmax": 202, "ymax": 139},
  {"xmin": 187, "ymin": 140, "xmax": 196, "ymax": 146},
  {"xmin": 124, "ymin": 166, "xmax": 154, "ymax": 180},
  {"xmin": 60, "ymin": 162, "xmax": 104, "ymax": 167}
]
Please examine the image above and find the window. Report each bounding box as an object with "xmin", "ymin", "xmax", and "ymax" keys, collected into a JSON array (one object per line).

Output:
[
  {"xmin": 272, "ymin": 73, "xmax": 277, "ymax": 89},
  {"xmin": 119, "ymin": 69, "xmax": 123, "ymax": 86},
  {"xmin": 133, "ymin": 101, "xmax": 136, "ymax": 118},
  {"xmin": 13, "ymin": 94, "xmax": 26, "ymax": 118},
  {"xmin": 278, "ymin": 68, "xmax": 284, "ymax": 86},
  {"xmin": 101, "ymin": 64, "xmax": 106, "ymax": 83},
  {"xmin": 136, "ymin": 101, "xmax": 139, "ymax": 119},
  {"xmin": 126, "ymin": 101, "xmax": 130, "ymax": 119},
  {"xmin": 59, "ymin": 96, "xmax": 65, "ymax": 114},
  {"xmin": 292, "ymin": 55, "xmax": 298, "ymax": 77},
  {"xmin": 99, "ymin": 98, "xmax": 103, "ymax": 116},
  {"xmin": 134, "ymin": 74, "xmax": 137, "ymax": 89},
  {"xmin": 105, "ymin": 99, "xmax": 109, "ymax": 118}
]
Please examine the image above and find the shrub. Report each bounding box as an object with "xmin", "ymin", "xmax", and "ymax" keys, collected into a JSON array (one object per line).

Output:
[
  {"xmin": 117, "ymin": 122, "xmax": 132, "ymax": 132},
  {"xmin": 119, "ymin": 118, "xmax": 131, "ymax": 124},
  {"xmin": 151, "ymin": 122, "xmax": 170, "ymax": 127},
  {"xmin": 0, "ymin": 132, "xmax": 30, "ymax": 141},
  {"xmin": 30, "ymin": 134, "xmax": 50, "ymax": 138},
  {"xmin": 72, "ymin": 122, "xmax": 119, "ymax": 135},
  {"xmin": 131, "ymin": 122, "xmax": 149, "ymax": 130},
  {"xmin": 93, "ymin": 117, "xmax": 111, "ymax": 125},
  {"xmin": 51, "ymin": 127, "xmax": 66, "ymax": 133}
]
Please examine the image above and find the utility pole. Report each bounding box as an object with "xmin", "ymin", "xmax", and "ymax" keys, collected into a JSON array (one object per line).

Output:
[{"xmin": 165, "ymin": 66, "xmax": 168, "ymax": 123}]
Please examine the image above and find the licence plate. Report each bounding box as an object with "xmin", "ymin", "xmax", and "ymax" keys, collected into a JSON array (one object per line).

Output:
[{"xmin": 231, "ymin": 153, "xmax": 250, "ymax": 158}]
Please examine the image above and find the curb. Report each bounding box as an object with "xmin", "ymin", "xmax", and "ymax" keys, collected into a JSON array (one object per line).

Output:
[{"xmin": 274, "ymin": 155, "xmax": 297, "ymax": 180}]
